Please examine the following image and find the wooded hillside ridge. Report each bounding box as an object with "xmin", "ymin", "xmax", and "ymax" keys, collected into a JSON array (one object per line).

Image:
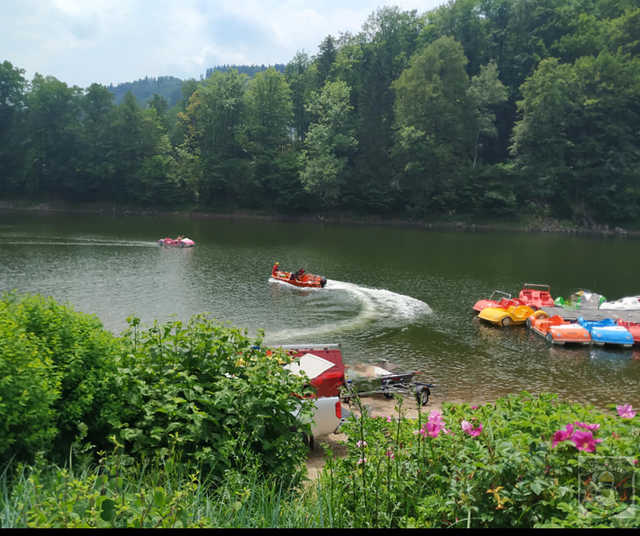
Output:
[{"xmin": 1, "ymin": 0, "xmax": 639, "ymax": 226}]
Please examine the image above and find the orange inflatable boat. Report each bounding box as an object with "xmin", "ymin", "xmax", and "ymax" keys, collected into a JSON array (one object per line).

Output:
[{"xmin": 270, "ymin": 262, "xmax": 327, "ymax": 288}]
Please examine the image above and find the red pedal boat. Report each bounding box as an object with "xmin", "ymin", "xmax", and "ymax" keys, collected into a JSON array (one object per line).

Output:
[
  {"xmin": 270, "ymin": 262, "xmax": 327, "ymax": 288},
  {"xmin": 158, "ymin": 236, "xmax": 195, "ymax": 248},
  {"xmin": 518, "ymin": 283, "xmax": 554, "ymax": 309},
  {"xmin": 472, "ymin": 290, "xmax": 525, "ymax": 313}
]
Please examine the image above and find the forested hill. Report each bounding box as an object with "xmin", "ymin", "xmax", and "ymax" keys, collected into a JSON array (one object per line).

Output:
[
  {"xmin": 108, "ymin": 66, "xmax": 286, "ymax": 106},
  {"xmin": 108, "ymin": 76, "xmax": 183, "ymax": 106},
  {"xmin": 2, "ymin": 0, "xmax": 640, "ymax": 227}
]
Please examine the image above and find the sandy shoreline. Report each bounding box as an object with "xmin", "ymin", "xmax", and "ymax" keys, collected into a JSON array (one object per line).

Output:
[{"xmin": 305, "ymin": 392, "xmax": 485, "ymax": 480}]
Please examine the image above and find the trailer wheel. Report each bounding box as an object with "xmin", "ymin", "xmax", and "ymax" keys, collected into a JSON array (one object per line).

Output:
[
  {"xmin": 546, "ymin": 333, "xmax": 553, "ymax": 343},
  {"xmin": 415, "ymin": 386, "xmax": 430, "ymax": 406},
  {"xmin": 303, "ymin": 432, "xmax": 315, "ymax": 451},
  {"xmin": 501, "ymin": 316, "xmax": 512, "ymax": 327}
]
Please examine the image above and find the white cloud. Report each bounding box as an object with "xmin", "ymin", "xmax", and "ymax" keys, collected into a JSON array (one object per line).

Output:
[{"xmin": 1, "ymin": 0, "xmax": 445, "ymax": 88}]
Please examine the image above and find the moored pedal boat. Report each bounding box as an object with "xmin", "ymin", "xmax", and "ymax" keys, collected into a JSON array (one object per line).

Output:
[
  {"xmin": 577, "ymin": 317, "xmax": 633, "ymax": 348},
  {"xmin": 527, "ymin": 310, "xmax": 591, "ymax": 345},
  {"xmin": 472, "ymin": 290, "xmax": 525, "ymax": 313}
]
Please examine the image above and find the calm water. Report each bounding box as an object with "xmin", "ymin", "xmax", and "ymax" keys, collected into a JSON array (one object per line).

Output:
[{"xmin": 1, "ymin": 211, "xmax": 639, "ymax": 409}]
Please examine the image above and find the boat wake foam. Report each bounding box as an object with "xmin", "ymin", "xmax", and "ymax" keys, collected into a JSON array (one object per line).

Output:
[
  {"xmin": 1, "ymin": 238, "xmax": 158, "ymax": 247},
  {"xmin": 266, "ymin": 278, "xmax": 431, "ymax": 341}
]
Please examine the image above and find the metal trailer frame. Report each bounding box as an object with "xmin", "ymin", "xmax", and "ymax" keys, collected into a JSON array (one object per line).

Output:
[{"xmin": 340, "ymin": 371, "xmax": 434, "ymax": 406}]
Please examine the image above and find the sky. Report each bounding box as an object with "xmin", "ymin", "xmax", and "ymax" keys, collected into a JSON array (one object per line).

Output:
[{"xmin": 2, "ymin": 0, "xmax": 445, "ymax": 89}]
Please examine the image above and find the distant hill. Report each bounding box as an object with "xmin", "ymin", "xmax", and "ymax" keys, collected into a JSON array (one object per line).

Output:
[
  {"xmin": 108, "ymin": 76, "xmax": 184, "ymax": 107},
  {"xmin": 205, "ymin": 64, "xmax": 286, "ymax": 78},
  {"xmin": 108, "ymin": 65, "xmax": 287, "ymax": 107}
]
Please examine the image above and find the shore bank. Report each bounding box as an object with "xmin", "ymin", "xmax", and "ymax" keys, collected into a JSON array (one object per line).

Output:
[
  {"xmin": 306, "ymin": 392, "xmax": 491, "ymax": 480},
  {"xmin": 1, "ymin": 199, "xmax": 637, "ymax": 238}
]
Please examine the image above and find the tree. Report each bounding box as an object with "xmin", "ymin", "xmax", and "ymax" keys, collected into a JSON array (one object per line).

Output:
[
  {"xmin": 333, "ymin": 7, "xmax": 422, "ymax": 212},
  {"xmin": 511, "ymin": 52, "xmax": 640, "ymax": 222},
  {"xmin": 148, "ymin": 93, "xmax": 170, "ymax": 131},
  {"xmin": 284, "ymin": 51, "xmax": 314, "ymax": 144},
  {"xmin": 243, "ymin": 68, "xmax": 294, "ymax": 208},
  {"xmin": 467, "ymin": 61, "xmax": 509, "ymax": 167},
  {"xmin": 0, "ymin": 61, "xmax": 28, "ymax": 194},
  {"xmin": 300, "ymin": 80, "xmax": 357, "ymax": 208},
  {"xmin": 179, "ymin": 70, "xmax": 249, "ymax": 206},
  {"xmin": 73, "ymin": 84, "xmax": 116, "ymax": 199},
  {"xmin": 315, "ymin": 35, "xmax": 337, "ymax": 86},
  {"xmin": 392, "ymin": 36, "xmax": 473, "ymax": 215},
  {"xmin": 24, "ymin": 74, "xmax": 82, "ymax": 196}
]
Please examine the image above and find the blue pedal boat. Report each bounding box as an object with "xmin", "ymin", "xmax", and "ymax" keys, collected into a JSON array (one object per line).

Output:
[{"xmin": 577, "ymin": 317, "xmax": 634, "ymax": 348}]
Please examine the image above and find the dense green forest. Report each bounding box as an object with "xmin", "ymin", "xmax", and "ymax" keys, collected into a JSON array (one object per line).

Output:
[{"xmin": 1, "ymin": 0, "xmax": 639, "ymax": 225}]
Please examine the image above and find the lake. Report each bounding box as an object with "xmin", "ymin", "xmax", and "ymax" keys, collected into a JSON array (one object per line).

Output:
[{"xmin": 1, "ymin": 211, "xmax": 639, "ymax": 409}]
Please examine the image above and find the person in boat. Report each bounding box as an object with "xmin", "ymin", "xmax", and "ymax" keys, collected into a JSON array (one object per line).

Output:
[
  {"xmin": 294, "ymin": 268, "xmax": 305, "ymax": 280},
  {"xmin": 272, "ymin": 262, "xmax": 280, "ymax": 276}
]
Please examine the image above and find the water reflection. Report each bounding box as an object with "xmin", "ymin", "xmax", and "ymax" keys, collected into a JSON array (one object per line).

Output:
[{"xmin": 1, "ymin": 212, "xmax": 639, "ymax": 409}]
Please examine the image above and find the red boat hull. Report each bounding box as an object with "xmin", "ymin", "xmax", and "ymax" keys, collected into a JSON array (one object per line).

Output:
[{"xmin": 271, "ymin": 269, "xmax": 327, "ymax": 288}]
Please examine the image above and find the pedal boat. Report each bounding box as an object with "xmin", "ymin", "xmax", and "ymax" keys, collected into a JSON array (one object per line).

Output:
[
  {"xmin": 577, "ymin": 318, "xmax": 634, "ymax": 348},
  {"xmin": 526, "ymin": 311, "xmax": 590, "ymax": 345},
  {"xmin": 600, "ymin": 295, "xmax": 640, "ymax": 311},
  {"xmin": 472, "ymin": 290, "xmax": 524, "ymax": 314},
  {"xmin": 478, "ymin": 304, "xmax": 535, "ymax": 327},
  {"xmin": 158, "ymin": 237, "xmax": 195, "ymax": 248},
  {"xmin": 616, "ymin": 320, "xmax": 640, "ymax": 345},
  {"xmin": 270, "ymin": 264, "xmax": 327, "ymax": 289},
  {"xmin": 517, "ymin": 283, "xmax": 555, "ymax": 309}
]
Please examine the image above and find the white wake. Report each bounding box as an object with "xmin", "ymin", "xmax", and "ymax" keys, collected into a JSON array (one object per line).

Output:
[{"xmin": 267, "ymin": 278, "xmax": 431, "ymax": 340}]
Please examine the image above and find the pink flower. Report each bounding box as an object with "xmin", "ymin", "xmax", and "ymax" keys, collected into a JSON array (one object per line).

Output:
[
  {"xmin": 422, "ymin": 409, "xmax": 448, "ymax": 438},
  {"xmin": 461, "ymin": 420, "xmax": 483, "ymax": 437},
  {"xmin": 574, "ymin": 421, "xmax": 600, "ymax": 431},
  {"xmin": 570, "ymin": 430, "xmax": 603, "ymax": 453},
  {"xmin": 356, "ymin": 440, "xmax": 367, "ymax": 448},
  {"xmin": 471, "ymin": 405, "xmax": 479, "ymax": 410},
  {"xmin": 634, "ymin": 459, "xmax": 638, "ymax": 466},
  {"xmin": 357, "ymin": 457, "xmax": 367, "ymax": 465},
  {"xmin": 617, "ymin": 404, "xmax": 636, "ymax": 419},
  {"xmin": 552, "ymin": 423, "xmax": 574, "ymax": 447},
  {"xmin": 385, "ymin": 449, "xmax": 395, "ymax": 459},
  {"xmin": 386, "ymin": 416, "xmax": 392, "ymax": 423}
]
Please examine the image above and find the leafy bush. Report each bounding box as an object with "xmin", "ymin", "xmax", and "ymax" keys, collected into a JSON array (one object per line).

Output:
[
  {"xmin": 0, "ymin": 292, "xmax": 122, "ymax": 461},
  {"xmin": 112, "ymin": 315, "xmax": 314, "ymax": 485},
  {"xmin": 1, "ymin": 451, "xmax": 323, "ymax": 528},
  {"xmin": 0, "ymin": 304, "xmax": 59, "ymax": 464},
  {"xmin": 3, "ymin": 451, "xmax": 211, "ymax": 528},
  {"xmin": 321, "ymin": 392, "xmax": 639, "ymax": 528}
]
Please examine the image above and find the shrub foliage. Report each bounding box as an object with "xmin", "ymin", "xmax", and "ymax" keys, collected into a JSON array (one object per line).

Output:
[
  {"xmin": 320, "ymin": 392, "xmax": 639, "ymax": 528},
  {"xmin": 112, "ymin": 315, "xmax": 314, "ymax": 483}
]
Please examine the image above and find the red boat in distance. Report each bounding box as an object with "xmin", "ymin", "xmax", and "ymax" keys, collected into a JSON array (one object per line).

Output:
[
  {"xmin": 158, "ymin": 236, "xmax": 195, "ymax": 248},
  {"xmin": 518, "ymin": 283, "xmax": 554, "ymax": 309},
  {"xmin": 472, "ymin": 290, "xmax": 525, "ymax": 313},
  {"xmin": 271, "ymin": 262, "xmax": 327, "ymax": 288}
]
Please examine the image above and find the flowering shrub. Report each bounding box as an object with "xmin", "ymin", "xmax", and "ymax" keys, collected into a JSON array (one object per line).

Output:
[{"xmin": 318, "ymin": 392, "xmax": 639, "ymax": 528}]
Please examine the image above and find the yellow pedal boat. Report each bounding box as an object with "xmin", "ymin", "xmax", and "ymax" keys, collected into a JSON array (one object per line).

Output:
[{"xmin": 478, "ymin": 304, "xmax": 535, "ymax": 327}]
